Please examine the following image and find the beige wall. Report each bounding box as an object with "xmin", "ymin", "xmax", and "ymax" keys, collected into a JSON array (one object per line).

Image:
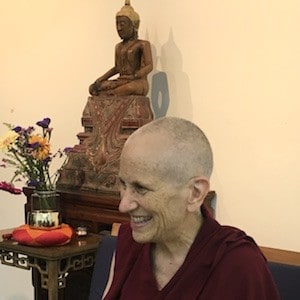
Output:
[{"xmin": 1, "ymin": 1, "xmax": 299, "ymax": 298}]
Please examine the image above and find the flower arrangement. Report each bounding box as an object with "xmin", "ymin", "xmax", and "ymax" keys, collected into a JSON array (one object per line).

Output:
[{"xmin": 0, "ymin": 118, "xmax": 68, "ymax": 194}]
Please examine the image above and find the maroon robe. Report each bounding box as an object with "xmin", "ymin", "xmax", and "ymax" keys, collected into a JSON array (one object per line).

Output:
[{"xmin": 104, "ymin": 206, "xmax": 280, "ymax": 300}]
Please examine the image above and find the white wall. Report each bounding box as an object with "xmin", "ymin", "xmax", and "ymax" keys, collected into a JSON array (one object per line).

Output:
[{"xmin": 1, "ymin": 1, "xmax": 299, "ymax": 298}]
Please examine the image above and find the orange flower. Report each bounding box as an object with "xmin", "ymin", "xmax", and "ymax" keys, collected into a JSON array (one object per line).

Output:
[{"xmin": 29, "ymin": 135, "xmax": 50, "ymax": 160}]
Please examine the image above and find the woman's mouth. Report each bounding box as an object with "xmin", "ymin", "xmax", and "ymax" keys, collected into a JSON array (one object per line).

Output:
[{"xmin": 131, "ymin": 216, "xmax": 152, "ymax": 225}]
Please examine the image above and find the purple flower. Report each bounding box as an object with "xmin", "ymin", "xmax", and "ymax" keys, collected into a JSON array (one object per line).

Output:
[
  {"xmin": 43, "ymin": 157, "xmax": 52, "ymax": 165},
  {"xmin": 25, "ymin": 126, "xmax": 34, "ymax": 134},
  {"xmin": 28, "ymin": 142, "xmax": 40, "ymax": 149},
  {"xmin": 12, "ymin": 126, "xmax": 22, "ymax": 133},
  {"xmin": 64, "ymin": 147, "xmax": 74, "ymax": 154},
  {"xmin": 0, "ymin": 181, "xmax": 22, "ymax": 195},
  {"xmin": 36, "ymin": 118, "xmax": 51, "ymax": 129},
  {"xmin": 27, "ymin": 180, "xmax": 38, "ymax": 188}
]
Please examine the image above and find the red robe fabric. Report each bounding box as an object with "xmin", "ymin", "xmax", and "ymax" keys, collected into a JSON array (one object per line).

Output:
[{"xmin": 104, "ymin": 206, "xmax": 280, "ymax": 300}]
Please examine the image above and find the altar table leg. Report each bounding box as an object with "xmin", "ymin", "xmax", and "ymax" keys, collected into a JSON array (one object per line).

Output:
[{"xmin": 47, "ymin": 260, "xmax": 59, "ymax": 300}]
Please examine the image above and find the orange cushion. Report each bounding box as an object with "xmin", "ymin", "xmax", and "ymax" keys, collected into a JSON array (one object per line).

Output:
[{"xmin": 12, "ymin": 224, "xmax": 74, "ymax": 247}]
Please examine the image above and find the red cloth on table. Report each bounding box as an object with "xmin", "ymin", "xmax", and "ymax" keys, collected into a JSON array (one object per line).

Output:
[{"xmin": 12, "ymin": 224, "xmax": 74, "ymax": 247}]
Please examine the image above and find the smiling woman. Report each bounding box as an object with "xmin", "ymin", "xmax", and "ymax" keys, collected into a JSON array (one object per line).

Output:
[
  {"xmin": 101, "ymin": 117, "xmax": 280, "ymax": 300},
  {"xmin": 1, "ymin": 0, "xmax": 300, "ymax": 299}
]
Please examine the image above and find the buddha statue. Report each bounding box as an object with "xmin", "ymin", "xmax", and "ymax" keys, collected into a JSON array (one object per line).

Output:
[{"xmin": 89, "ymin": 0, "xmax": 153, "ymax": 97}]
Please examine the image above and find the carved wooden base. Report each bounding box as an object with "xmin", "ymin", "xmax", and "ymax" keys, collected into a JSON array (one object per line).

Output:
[{"xmin": 57, "ymin": 95, "xmax": 153, "ymax": 194}]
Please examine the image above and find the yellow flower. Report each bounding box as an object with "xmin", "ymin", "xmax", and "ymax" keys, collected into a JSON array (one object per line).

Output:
[
  {"xmin": 0, "ymin": 130, "xmax": 19, "ymax": 150},
  {"xmin": 29, "ymin": 135, "xmax": 50, "ymax": 160}
]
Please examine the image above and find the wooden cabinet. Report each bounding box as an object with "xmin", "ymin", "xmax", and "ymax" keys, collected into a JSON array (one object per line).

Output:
[{"xmin": 58, "ymin": 189, "xmax": 130, "ymax": 233}]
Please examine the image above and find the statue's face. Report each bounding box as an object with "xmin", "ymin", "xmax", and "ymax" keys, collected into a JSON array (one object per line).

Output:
[{"xmin": 116, "ymin": 16, "xmax": 135, "ymax": 40}]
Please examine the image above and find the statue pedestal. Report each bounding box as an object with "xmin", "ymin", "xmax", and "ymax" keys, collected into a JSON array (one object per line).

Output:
[{"xmin": 57, "ymin": 95, "xmax": 153, "ymax": 193}]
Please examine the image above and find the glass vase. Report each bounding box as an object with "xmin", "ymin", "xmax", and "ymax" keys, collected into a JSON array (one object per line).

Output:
[{"xmin": 28, "ymin": 190, "xmax": 62, "ymax": 230}]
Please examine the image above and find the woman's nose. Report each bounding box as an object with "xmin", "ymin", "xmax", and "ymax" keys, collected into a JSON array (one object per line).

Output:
[{"xmin": 119, "ymin": 189, "xmax": 138, "ymax": 213}]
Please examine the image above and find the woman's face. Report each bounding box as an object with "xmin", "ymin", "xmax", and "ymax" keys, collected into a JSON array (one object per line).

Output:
[{"xmin": 118, "ymin": 132, "xmax": 191, "ymax": 244}]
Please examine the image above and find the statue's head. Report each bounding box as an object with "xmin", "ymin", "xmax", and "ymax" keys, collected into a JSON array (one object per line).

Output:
[{"xmin": 116, "ymin": 0, "xmax": 140, "ymax": 31}]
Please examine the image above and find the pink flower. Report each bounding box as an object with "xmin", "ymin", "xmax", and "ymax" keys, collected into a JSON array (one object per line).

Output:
[{"xmin": 0, "ymin": 181, "xmax": 22, "ymax": 195}]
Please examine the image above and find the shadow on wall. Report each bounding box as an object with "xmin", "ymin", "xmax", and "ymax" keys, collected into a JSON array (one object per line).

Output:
[
  {"xmin": 151, "ymin": 71, "xmax": 170, "ymax": 119},
  {"xmin": 150, "ymin": 41, "xmax": 170, "ymax": 119},
  {"xmin": 147, "ymin": 28, "xmax": 193, "ymax": 119},
  {"xmin": 147, "ymin": 31, "xmax": 170, "ymax": 119},
  {"xmin": 160, "ymin": 28, "xmax": 193, "ymax": 120}
]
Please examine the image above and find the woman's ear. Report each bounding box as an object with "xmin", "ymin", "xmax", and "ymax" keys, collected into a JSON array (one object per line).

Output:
[{"xmin": 187, "ymin": 177, "xmax": 210, "ymax": 213}]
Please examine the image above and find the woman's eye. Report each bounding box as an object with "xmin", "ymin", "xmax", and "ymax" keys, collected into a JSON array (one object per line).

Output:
[{"xmin": 135, "ymin": 184, "xmax": 148, "ymax": 195}]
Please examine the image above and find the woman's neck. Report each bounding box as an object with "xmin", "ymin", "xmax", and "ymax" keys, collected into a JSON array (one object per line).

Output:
[{"xmin": 154, "ymin": 212, "xmax": 203, "ymax": 261}]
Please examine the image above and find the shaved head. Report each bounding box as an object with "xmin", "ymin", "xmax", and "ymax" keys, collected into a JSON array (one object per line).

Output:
[{"xmin": 121, "ymin": 117, "xmax": 213, "ymax": 185}]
